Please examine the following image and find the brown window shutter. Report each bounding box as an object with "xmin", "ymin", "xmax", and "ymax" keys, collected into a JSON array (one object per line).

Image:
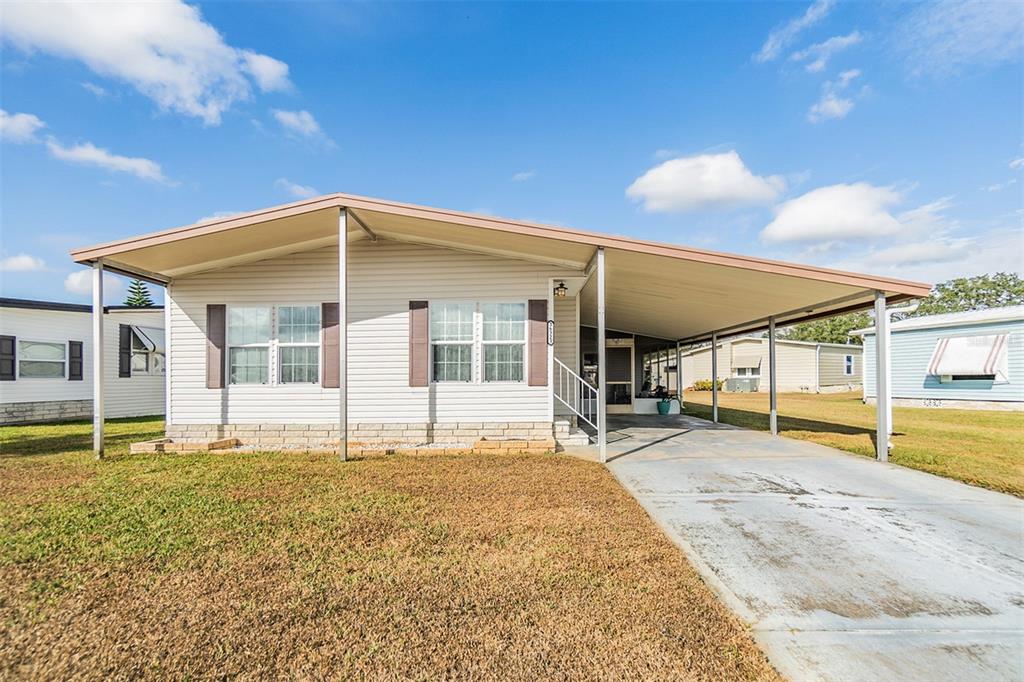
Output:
[
  {"xmin": 206, "ymin": 305, "xmax": 226, "ymax": 389},
  {"xmin": 528, "ymin": 299, "xmax": 548, "ymax": 386},
  {"xmin": 118, "ymin": 325, "xmax": 132, "ymax": 378},
  {"xmin": 68, "ymin": 341, "xmax": 83, "ymax": 381},
  {"xmin": 322, "ymin": 302, "xmax": 340, "ymax": 388},
  {"xmin": 409, "ymin": 301, "xmax": 429, "ymax": 387},
  {"xmin": 0, "ymin": 335, "xmax": 15, "ymax": 381}
]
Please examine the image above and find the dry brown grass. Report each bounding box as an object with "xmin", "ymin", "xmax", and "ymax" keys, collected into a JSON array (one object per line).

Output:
[{"xmin": 0, "ymin": 418, "xmax": 780, "ymax": 681}]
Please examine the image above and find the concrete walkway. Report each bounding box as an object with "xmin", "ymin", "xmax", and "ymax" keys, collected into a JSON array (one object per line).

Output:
[{"xmin": 604, "ymin": 415, "xmax": 1024, "ymax": 682}]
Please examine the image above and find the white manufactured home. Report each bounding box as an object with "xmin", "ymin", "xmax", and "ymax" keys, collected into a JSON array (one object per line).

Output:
[
  {"xmin": 68, "ymin": 193, "xmax": 930, "ymax": 461},
  {"xmin": 681, "ymin": 336, "xmax": 863, "ymax": 393},
  {"xmin": 0, "ymin": 299, "xmax": 165, "ymax": 424}
]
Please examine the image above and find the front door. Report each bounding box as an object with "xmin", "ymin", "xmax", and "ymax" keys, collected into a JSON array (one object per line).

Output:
[{"xmin": 606, "ymin": 344, "xmax": 633, "ymax": 414}]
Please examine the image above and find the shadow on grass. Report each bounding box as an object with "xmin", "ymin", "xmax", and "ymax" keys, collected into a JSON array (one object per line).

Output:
[
  {"xmin": 683, "ymin": 403, "xmax": 875, "ymax": 438},
  {"xmin": 0, "ymin": 417, "xmax": 164, "ymax": 458}
]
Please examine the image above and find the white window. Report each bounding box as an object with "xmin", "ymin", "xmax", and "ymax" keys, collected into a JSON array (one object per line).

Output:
[
  {"xmin": 227, "ymin": 305, "xmax": 321, "ymax": 385},
  {"xmin": 735, "ymin": 365, "xmax": 760, "ymax": 377},
  {"xmin": 430, "ymin": 303, "xmax": 474, "ymax": 382},
  {"xmin": 18, "ymin": 340, "xmax": 66, "ymax": 378},
  {"xmin": 130, "ymin": 326, "xmax": 166, "ymax": 375},
  {"xmin": 228, "ymin": 307, "xmax": 271, "ymax": 384},
  {"xmin": 844, "ymin": 354, "xmax": 854, "ymax": 376},
  {"xmin": 481, "ymin": 302, "xmax": 526, "ymax": 382},
  {"xmin": 429, "ymin": 302, "xmax": 527, "ymax": 384},
  {"xmin": 278, "ymin": 305, "xmax": 320, "ymax": 384}
]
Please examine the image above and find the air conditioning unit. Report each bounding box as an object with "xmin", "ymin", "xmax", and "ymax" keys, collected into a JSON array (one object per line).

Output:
[{"xmin": 725, "ymin": 377, "xmax": 759, "ymax": 392}]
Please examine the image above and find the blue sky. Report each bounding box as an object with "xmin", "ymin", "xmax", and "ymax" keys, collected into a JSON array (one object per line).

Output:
[{"xmin": 1, "ymin": 1, "xmax": 1022, "ymax": 305}]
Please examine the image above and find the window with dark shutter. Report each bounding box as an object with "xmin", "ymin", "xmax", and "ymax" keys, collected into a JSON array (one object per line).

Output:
[
  {"xmin": 118, "ymin": 325, "xmax": 132, "ymax": 378},
  {"xmin": 206, "ymin": 304, "xmax": 226, "ymax": 389},
  {"xmin": 0, "ymin": 335, "xmax": 15, "ymax": 381},
  {"xmin": 68, "ymin": 341, "xmax": 83, "ymax": 381},
  {"xmin": 527, "ymin": 299, "xmax": 548, "ymax": 386}
]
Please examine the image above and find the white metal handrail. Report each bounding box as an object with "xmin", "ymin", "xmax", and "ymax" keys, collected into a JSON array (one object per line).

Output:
[{"xmin": 553, "ymin": 357, "xmax": 599, "ymax": 430}]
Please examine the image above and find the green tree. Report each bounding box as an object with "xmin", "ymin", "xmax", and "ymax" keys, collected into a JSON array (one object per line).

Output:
[
  {"xmin": 124, "ymin": 279, "xmax": 155, "ymax": 307},
  {"xmin": 779, "ymin": 311, "xmax": 870, "ymax": 345},
  {"xmin": 909, "ymin": 272, "xmax": 1024, "ymax": 318}
]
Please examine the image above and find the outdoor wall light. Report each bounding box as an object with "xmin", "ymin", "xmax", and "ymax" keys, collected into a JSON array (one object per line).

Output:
[{"xmin": 554, "ymin": 281, "xmax": 568, "ymax": 298}]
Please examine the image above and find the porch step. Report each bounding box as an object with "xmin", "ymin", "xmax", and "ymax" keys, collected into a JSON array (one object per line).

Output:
[{"xmin": 557, "ymin": 427, "xmax": 592, "ymax": 449}]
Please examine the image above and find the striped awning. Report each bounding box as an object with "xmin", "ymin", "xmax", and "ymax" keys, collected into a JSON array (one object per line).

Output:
[{"xmin": 927, "ymin": 334, "xmax": 1008, "ymax": 380}]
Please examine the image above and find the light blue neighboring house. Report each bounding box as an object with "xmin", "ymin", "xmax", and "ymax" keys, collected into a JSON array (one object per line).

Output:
[{"xmin": 853, "ymin": 305, "xmax": 1024, "ymax": 411}]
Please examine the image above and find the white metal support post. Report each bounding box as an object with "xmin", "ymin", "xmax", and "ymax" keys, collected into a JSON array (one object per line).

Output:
[
  {"xmin": 92, "ymin": 262, "xmax": 105, "ymax": 458},
  {"xmin": 874, "ymin": 291, "xmax": 890, "ymax": 462},
  {"xmin": 768, "ymin": 316, "xmax": 778, "ymax": 435},
  {"xmin": 596, "ymin": 248, "xmax": 607, "ymax": 463},
  {"xmin": 711, "ymin": 332, "xmax": 719, "ymax": 423},
  {"xmin": 338, "ymin": 209, "xmax": 348, "ymax": 462},
  {"xmin": 675, "ymin": 340, "xmax": 682, "ymax": 410}
]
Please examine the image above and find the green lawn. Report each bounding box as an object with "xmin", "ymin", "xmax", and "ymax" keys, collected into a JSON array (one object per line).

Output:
[
  {"xmin": 683, "ymin": 390, "xmax": 1024, "ymax": 497},
  {"xmin": 0, "ymin": 417, "xmax": 779, "ymax": 681}
]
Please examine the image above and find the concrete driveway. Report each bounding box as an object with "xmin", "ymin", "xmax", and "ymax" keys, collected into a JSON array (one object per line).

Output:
[{"xmin": 605, "ymin": 415, "xmax": 1024, "ymax": 682}]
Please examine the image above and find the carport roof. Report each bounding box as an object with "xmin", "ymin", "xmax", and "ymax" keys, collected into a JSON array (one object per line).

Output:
[{"xmin": 70, "ymin": 192, "xmax": 931, "ymax": 342}]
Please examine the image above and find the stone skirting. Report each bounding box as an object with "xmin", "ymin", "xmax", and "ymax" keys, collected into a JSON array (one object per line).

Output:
[
  {"xmin": 0, "ymin": 399, "xmax": 92, "ymax": 425},
  {"xmin": 164, "ymin": 421, "xmax": 563, "ymax": 449}
]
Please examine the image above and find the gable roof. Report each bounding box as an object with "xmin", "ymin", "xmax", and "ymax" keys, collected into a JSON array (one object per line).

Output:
[{"xmin": 69, "ymin": 192, "xmax": 930, "ymax": 342}]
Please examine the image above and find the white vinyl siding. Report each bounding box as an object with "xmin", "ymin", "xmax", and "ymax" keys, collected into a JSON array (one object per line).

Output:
[
  {"xmin": 0, "ymin": 306, "xmax": 165, "ymax": 417},
  {"xmin": 167, "ymin": 241, "xmax": 577, "ymax": 424}
]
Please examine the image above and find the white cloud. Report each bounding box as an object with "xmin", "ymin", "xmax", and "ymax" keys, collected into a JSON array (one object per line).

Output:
[
  {"xmin": 195, "ymin": 210, "xmax": 242, "ymax": 223},
  {"xmin": 1, "ymin": 1, "xmax": 291, "ymax": 125},
  {"xmin": 895, "ymin": 1, "xmax": 1024, "ymax": 77},
  {"xmin": 0, "ymin": 109, "xmax": 45, "ymax": 143},
  {"xmin": 272, "ymin": 109, "xmax": 322, "ymax": 137},
  {"xmin": 828, "ymin": 229, "xmax": 1023, "ymax": 282},
  {"xmin": 789, "ymin": 31, "xmax": 863, "ymax": 72},
  {"xmin": 866, "ymin": 238, "xmax": 972, "ymax": 267},
  {"xmin": 626, "ymin": 151, "xmax": 785, "ymax": 212},
  {"xmin": 895, "ymin": 195, "xmax": 958, "ymax": 234},
  {"xmin": 0, "ymin": 253, "xmax": 47, "ymax": 272},
  {"xmin": 755, "ymin": 0, "xmax": 834, "ymax": 63},
  {"xmin": 511, "ymin": 170, "xmax": 536, "ymax": 182},
  {"xmin": 240, "ymin": 51, "xmax": 290, "ymax": 92},
  {"xmin": 653, "ymin": 148, "xmax": 680, "ymax": 160},
  {"xmin": 64, "ymin": 269, "xmax": 125, "ymax": 299},
  {"xmin": 808, "ymin": 69, "xmax": 862, "ymax": 122},
  {"xmin": 275, "ymin": 177, "xmax": 319, "ymax": 199},
  {"xmin": 762, "ymin": 182, "xmax": 903, "ymax": 243},
  {"xmin": 45, "ymin": 137, "xmax": 171, "ymax": 184},
  {"xmin": 1010, "ymin": 157, "xmax": 1024, "ymax": 170},
  {"xmin": 81, "ymin": 81, "xmax": 107, "ymax": 97},
  {"xmin": 983, "ymin": 179, "xmax": 1017, "ymax": 193}
]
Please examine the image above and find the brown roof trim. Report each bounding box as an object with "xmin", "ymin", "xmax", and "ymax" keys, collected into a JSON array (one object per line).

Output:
[{"xmin": 70, "ymin": 192, "xmax": 932, "ymax": 297}]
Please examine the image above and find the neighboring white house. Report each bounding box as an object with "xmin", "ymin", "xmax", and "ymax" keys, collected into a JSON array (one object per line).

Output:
[
  {"xmin": 680, "ymin": 336, "xmax": 863, "ymax": 393},
  {"xmin": 0, "ymin": 299, "xmax": 166, "ymax": 424},
  {"xmin": 853, "ymin": 306, "xmax": 1024, "ymax": 411},
  {"xmin": 66, "ymin": 193, "xmax": 930, "ymax": 455}
]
